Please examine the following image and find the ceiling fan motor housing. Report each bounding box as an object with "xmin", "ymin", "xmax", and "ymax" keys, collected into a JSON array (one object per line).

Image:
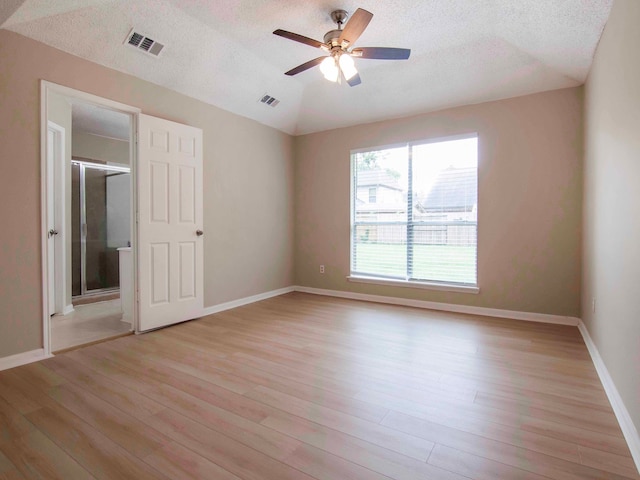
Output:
[
  {"xmin": 324, "ymin": 29, "xmax": 344, "ymax": 47},
  {"xmin": 325, "ymin": 9, "xmax": 349, "ymax": 47}
]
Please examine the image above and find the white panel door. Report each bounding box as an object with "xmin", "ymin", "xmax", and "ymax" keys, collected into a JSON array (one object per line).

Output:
[
  {"xmin": 46, "ymin": 128, "xmax": 56, "ymax": 315},
  {"xmin": 47, "ymin": 122, "xmax": 65, "ymax": 316},
  {"xmin": 138, "ymin": 114, "xmax": 203, "ymax": 331}
]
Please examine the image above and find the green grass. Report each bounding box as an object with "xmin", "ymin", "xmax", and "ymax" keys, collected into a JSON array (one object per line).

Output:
[{"xmin": 353, "ymin": 243, "xmax": 476, "ymax": 284}]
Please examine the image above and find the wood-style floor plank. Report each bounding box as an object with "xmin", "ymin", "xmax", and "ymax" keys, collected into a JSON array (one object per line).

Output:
[
  {"xmin": 428, "ymin": 443, "xmax": 550, "ymax": 480},
  {"xmin": 45, "ymin": 382, "xmax": 172, "ymax": 458},
  {"xmin": 0, "ymin": 469, "xmax": 26, "ymax": 480},
  {"xmin": 133, "ymin": 375, "xmax": 394, "ymax": 480},
  {"xmin": 0, "ymin": 430, "xmax": 95, "ymax": 480},
  {"xmin": 0, "ymin": 292, "xmax": 637, "ymax": 480},
  {"xmin": 186, "ymin": 355, "xmax": 391, "ymax": 423},
  {"xmin": 0, "ymin": 397, "xmax": 35, "ymax": 444},
  {"xmin": 142, "ymin": 441, "xmax": 242, "ymax": 480},
  {"xmin": 143, "ymin": 408, "xmax": 317, "ymax": 480},
  {"xmin": 244, "ymin": 385, "xmax": 435, "ymax": 461},
  {"xmin": 0, "ymin": 372, "xmax": 47, "ymax": 415},
  {"xmin": 25, "ymin": 404, "xmax": 170, "ymax": 480},
  {"xmin": 41, "ymin": 355, "xmax": 166, "ymax": 419},
  {"xmin": 359, "ymin": 386, "xmax": 625, "ymax": 453},
  {"xmin": 261, "ymin": 409, "xmax": 464, "ymax": 480},
  {"xmin": 384, "ymin": 410, "xmax": 636, "ymax": 480}
]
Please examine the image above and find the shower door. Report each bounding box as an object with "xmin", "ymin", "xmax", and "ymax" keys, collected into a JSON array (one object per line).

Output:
[{"xmin": 72, "ymin": 160, "xmax": 131, "ymax": 297}]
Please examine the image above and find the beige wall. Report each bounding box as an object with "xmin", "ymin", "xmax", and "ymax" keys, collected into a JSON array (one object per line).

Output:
[
  {"xmin": 0, "ymin": 30, "xmax": 294, "ymax": 357},
  {"xmin": 72, "ymin": 131, "xmax": 129, "ymax": 165},
  {"xmin": 295, "ymin": 88, "xmax": 583, "ymax": 317},
  {"xmin": 583, "ymin": 0, "xmax": 640, "ymax": 436}
]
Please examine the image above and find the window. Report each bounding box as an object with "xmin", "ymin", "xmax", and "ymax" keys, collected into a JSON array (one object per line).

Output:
[
  {"xmin": 350, "ymin": 135, "xmax": 478, "ymax": 288},
  {"xmin": 368, "ymin": 187, "xmax": 377, "ymax": 203}
]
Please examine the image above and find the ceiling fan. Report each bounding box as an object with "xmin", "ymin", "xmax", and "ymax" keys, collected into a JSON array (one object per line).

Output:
[{"xmin": 273, "ymin": 8, "xmax": 411, "ymax": 87}]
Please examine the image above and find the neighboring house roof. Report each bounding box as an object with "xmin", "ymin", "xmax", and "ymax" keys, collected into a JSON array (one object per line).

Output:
[
  {"xmin": 356, "ymin": 169, "xmax": 402, "ymax": 191},
  {"xmin": 420, "ymin": 167, "xmax": 477, "ymax": 212}
]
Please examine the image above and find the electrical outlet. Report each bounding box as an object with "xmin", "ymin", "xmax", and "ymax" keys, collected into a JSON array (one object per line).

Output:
[
  {"xmin": 320, "ymin": 265, "xmax": 325, "ymax": 274},
  {"xmin": 592, "ymin": 298, "xmax": 596, "ymax": 313}
]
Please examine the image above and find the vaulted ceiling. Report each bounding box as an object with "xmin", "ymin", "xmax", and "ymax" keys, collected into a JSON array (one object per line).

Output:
[{"xmin": 2, "ymin": 0, "xmax": 613, "ymax": 135}]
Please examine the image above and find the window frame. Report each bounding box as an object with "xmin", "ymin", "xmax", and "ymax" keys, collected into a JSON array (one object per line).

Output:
[{"xmin": 349, "ymin": 133, "xmax": 479, "ymax": 294}]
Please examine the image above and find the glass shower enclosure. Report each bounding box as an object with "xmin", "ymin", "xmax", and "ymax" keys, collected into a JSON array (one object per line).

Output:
[{"xmin": 72, "ymin": 160, "xmax": 131, "ymax": 297}]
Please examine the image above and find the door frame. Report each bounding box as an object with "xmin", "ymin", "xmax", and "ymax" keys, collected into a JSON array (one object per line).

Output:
[
  {"xmin": 73, "ymin": 159, "xmax": 131, "ymax": 296},
  {"xmin": 40, "ymin": 80, "xmax": 141, "ymax": 356}
]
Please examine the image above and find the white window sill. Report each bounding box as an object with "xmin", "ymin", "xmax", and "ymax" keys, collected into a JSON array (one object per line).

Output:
[{"xmin": 347, "ymin": 275, "xmax": 480, "ymax": 294}]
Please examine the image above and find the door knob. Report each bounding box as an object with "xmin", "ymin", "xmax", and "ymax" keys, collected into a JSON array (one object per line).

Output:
[
  {"xmin": 48, "ymin": 229, "xmax": 58, "ymax": 237},
  {"xmin": 196, "ymin": 230, "xmax": 204, "ymax": 236}
]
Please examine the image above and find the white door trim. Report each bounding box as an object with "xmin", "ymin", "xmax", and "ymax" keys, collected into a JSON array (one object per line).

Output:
[{"xmin": 40, "ymin": 81, "xmax": 141, "ymax": 355}]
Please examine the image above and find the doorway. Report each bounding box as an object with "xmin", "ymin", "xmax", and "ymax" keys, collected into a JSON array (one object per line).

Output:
[
  {"xmin": 41, "ymin": 82, "xmax": 140, "ymax": 354},
  {"xmin": 41, "ymin": 81, "xmax": 205, "ymax": 355}
]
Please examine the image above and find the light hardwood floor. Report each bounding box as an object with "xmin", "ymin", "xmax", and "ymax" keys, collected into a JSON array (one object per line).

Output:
[{"xmin": 0, "ymin": 292, "xmax": 637, "ymax": 479}]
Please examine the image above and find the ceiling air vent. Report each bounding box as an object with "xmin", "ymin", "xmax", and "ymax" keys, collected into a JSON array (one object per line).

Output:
[
  {"xmin": 259, "ymin": 94, "xmax": 280, "ymax": 108},
  {"xmin": 125, "ymin": 29, "xmax": 165, "ymax": 57}
]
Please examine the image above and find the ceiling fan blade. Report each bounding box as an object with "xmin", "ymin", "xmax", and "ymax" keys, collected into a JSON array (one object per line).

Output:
[
  {"xmin": 284, "ymin": 56, "xmax": 326, "ymax": 76},
  {"xmin": 273, "ymin": 29, "xmax": 324, "ymax": 49},
  {"xmin": 346, "ymin": 72, "xmax": 361, "ymax": 87},
  {"xmin": 352, "ymin": 47, "xmax": 411, "ymax": 60},
  {"xmin": 338, "ymin": 8, "xmax": 373, "ymax": 46}
]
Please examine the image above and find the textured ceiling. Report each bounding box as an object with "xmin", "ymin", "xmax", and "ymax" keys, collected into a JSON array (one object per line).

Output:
[{"xmin": 2, "ymin": 0, "xmax": 613, "ymax": 135}]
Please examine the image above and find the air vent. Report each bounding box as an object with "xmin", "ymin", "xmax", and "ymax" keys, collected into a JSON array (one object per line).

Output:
[
  {"xmin": 125, "ymin": 29, "xmax": 165, "ymax": 57},
  {"xmin": 259, "ymin": 94, "xmax": 280, "ymax": 108}
]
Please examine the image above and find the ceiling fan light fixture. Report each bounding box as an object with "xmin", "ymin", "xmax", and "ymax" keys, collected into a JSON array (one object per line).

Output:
[
  {"xmin": 339, "ymin": 53, "xmax": 357, "ymax": 81},
  {"xmin": 320, "ymin": 56, "xmax": 339, "ymax": 82}
]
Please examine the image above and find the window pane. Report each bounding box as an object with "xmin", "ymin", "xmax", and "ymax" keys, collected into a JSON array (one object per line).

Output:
[
  {"xmin": 412, "ymin": 138, "xmax": 478, "ymax": 219},
  {"xmin": 354, "ymin": 146, "xmax": 407, "ymax": 223},
  {"xmin": 411, "ymin": 137, "xmax": 478, "ymax": 284},
  {"xmin": 351, "ymin": 136, "xmax": 478, "ymax": 286},
  {"xmin": 411, "ymin": 226, "xmax": 477, "ymax": 283},
  {"xmin": 352, "ymin": 225, "xmax": 407, "ymax": 278},
  {"xmin": 352, "ymin": 146, "xmax": 408, "ymax": 279}
]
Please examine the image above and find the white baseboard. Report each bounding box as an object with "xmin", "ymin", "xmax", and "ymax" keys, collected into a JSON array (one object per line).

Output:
[
  {"xmin": 0, "ymin": 348, "xmax": 52, "ymax": 372},
  {"xmin": 578, "ymin": 321, "xmax": 640, "ymax": 474},
  {"xmin": 63, "ymin": 304, "xmax": 74, "ymax": 315},
  {"xmin": 293, "ymin": 286, "xmax": 580, "ymax": 326},
  {"xmin": 200, "ymin": 284, "xmax": 579, "ymax": 329},
  {"xmin": 201, "ymin": 286, "xmax": 295, "ymax": 317}
]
